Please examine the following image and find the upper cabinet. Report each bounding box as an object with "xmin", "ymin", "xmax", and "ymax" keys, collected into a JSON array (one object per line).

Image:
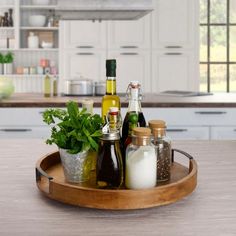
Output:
[
  {"xmin": 107, "ymin": 15, "xmax": 151, "ymax": 49},
  {"xmin": 152, "ymin": 0, "xmax": 199, "ymax": 49},
  {"xmin": 108, "ymin": 50, "xmax": 151, "ymax": 93},
  {"xmin": 61, "ymin": 21, "xmax": 107, "ymax": 49},
  {"xmin": 152, "ymin": 51, "xmax": 198, "ymax": 92}
]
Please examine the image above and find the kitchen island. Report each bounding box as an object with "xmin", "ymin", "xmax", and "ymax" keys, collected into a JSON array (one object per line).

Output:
[
  {"xmin": 1, "ymin": 92, "xmax": 236, "ymax": 107},
  {"xmin": 0, "ymin": 140, "xmax": 236, "ymax": 235}
]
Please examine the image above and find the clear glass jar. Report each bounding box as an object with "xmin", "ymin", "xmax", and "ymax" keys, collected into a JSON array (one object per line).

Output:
[
  {"xmin": 149, "ymin": 120, "xmax": 171, "ymax": 182},
  {"xmin": 125, "ymin": 127, "xmax": 157, "ymax": 189}
]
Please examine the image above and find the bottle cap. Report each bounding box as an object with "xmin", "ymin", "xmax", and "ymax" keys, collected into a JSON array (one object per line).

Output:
[
  {"xmin": 149, "ymin": 120, "xmax": 166, "ymax": 137},
  {"xmin": 148, "ymin": 120, "xmax": 166, "ymax": 129},
  {"xmin": 106, "ymin": 59, "xmax": 116, "ymax": 77},
  {"xmin": 133, "ymin": 127, "xmax": 151, "ymax": 137},
  {"xmin": 130, "ymin": 81, "xmax": 140, "ymax": 88}
]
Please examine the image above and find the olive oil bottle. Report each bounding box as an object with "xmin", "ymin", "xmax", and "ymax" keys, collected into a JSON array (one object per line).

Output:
[
  {"xmin": 102, "ymin": 59, "xmax": 120, "ymax": 122},
  {"xmin": 43, "ymin": 73, "xmax": 51, "ymax": 97}
]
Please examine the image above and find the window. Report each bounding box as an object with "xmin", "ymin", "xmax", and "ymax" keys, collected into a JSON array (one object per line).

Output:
[{"xmin": 200, "ymin": 0, "xmax": 236, "ymax": 92}]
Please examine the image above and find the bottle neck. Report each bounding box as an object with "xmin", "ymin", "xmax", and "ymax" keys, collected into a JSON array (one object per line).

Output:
[
  {"xmin": 153, "ymin": 128, "xmax": 166, "ymax": 139},
  {"xmin": 106, "ymin": 77, "xmax": 116, "ymax": 95},
  {"xmin": 132, "ymin": 136, "xmax": 151, "ymax": 146},
  {"xmin": 127, "ymin": 87, "xmax": 142, "ymax": 112}
]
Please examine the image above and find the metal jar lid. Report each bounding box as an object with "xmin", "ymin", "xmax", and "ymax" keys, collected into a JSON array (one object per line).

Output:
[{"xmin": 100, "ymin": 131, "xmax": 120, "ymax": 141}]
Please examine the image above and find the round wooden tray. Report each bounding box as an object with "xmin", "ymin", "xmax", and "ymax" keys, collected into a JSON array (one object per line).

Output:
[{"xmin": 35, "ymin": 149, "xmax": 197, "ymax": 210}]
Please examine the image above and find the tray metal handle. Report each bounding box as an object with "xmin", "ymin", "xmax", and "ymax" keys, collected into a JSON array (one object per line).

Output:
[
  {"xmin": 36, "ymin": 167, "xmax": 53, "ymax": 194},
  {"xmin": 172, "ymin": 148, "xmax": 194, "ymax": 172}
]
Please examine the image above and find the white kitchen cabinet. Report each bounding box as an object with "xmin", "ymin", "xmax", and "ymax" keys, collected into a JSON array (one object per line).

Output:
[
  {"xmin": 108, "ymin": 50, "xmax": 151, "ymax": 93},
  {"xmin": 211, "ymin": 127, "xmax": 236, "ymax": 140},
  {"xmin": 61, "ymin": 21, "xmax": 107, "ymax": 49},
  {"xmin": 60, "ymin": 50, "xmax": 106, "ymax": 93},
  {"xmin": 166, "ymin": 126, "xmax": 210, "ymax": 140},
  {"xmin": 152, "ymin": 50, "xmax": 199, "ymax": 92},
  {"xmin": 107, "ymin": 15, "xmax": 151, "ymax": 49},
  {"xmin": 0, "ymin": 126, "xmax": 50, "ymax": 139},
  {"xmin": 152, "ymin": 0, "xmax": 199, "ymax": 49},
  {"xmin": 0, "ymin": 108, "xmax": 50, "ymax": 139},
  {"xmin": 142, "ymin": 107, "xmax": 236, "ymax": 140},
  {"xmin": 151, "ymin": 0, "xmax": 199, "ymax": 93}
]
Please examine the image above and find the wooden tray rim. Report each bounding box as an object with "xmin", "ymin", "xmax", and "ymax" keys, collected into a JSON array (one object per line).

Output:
[{"xmin": 36, "ymin": 149, "xmax": 198, "ymax": 209}]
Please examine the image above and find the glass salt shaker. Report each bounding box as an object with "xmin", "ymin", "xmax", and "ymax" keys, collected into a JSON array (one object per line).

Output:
[
  {"xmin": 125, "ymin": 127, "xmax": 157, "ymax": 190},
  {"xmin": 149, "ymin": 120, "xmax": 171, "ymax": 182}
]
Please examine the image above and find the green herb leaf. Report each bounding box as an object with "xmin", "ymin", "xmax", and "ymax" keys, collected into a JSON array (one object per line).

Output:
[{"xmin": 42, "ymin": 101, "xmax": 102, "ymax": 153}]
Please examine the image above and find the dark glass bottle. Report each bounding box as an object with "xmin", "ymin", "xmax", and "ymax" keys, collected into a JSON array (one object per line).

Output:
[
  {"xmin": 8, "ymin": 9, "xmax": 13, "ymax": 27},
  {"xmin": 101, "ymin": 59, "xmax": 120, "ymax": 123},
  {"xmin": 2, "ymin": 12, "xmax": 9, "ymax": 27},
  {"xmin": 122, "ymin": 81, "xmax": 146, "ymax": 148},
  {"xmin": 124, "ymin": 112, "xmax": 138, "ymax": 150},
  {"xmin": 96, "ymin": 132, "xmax": 124, "ymax": 189}
]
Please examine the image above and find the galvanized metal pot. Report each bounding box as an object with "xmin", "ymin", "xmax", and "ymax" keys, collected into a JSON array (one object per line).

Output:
[{"xmin": 59, "ymin": 148, "xmax": 92, "ymax": 183}]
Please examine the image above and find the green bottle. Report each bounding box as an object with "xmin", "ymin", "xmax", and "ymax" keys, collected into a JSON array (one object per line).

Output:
[{"xmin": 44, "ymin": 74, "xmax": 51, "ymax": 97}]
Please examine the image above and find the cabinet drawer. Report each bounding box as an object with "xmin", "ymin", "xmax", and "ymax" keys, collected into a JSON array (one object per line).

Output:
[
  {"xmin": 62, "ymin": 21, "xmax": 107, "ymax": 49},
  {"xmin": 0, "ymin": 108, "xmax": 48, "ymax": 126},
  {"xmin": 62, "ymin": 50, "xmax": 106, "ymax": 82},
  {"xmin": 0, "ymin": 126, "xmax": 50, "ymax": 139},
  {"xmin": 166, "ymin": 126, "xmax": 210, "ymax": 140},
  {"xmin": 211, "ymin": 126, "xmax": 236, "ymax": 140},
  {"xmin": 142, "ymin": 108, "xmax": 236, "ymax": 126}
]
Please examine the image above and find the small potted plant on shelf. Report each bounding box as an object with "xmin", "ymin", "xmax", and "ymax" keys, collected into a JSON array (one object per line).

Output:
[
  {"xmin": 0, "ymin": 53, "xmax": 4, "ymax": 74},
  {"xmin": 43, "ymin": 101, "xmax": 103, "ymax": 183},
  {"xmin": 3, "ymin": 52, "xmax": 14, "ymax": 75}
]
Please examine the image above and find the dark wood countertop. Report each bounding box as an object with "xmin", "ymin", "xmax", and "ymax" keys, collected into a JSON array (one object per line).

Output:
[
  {"xmin": 1, "ymin": 92, "xmax": 236, "ymax": 107},
  {"xmin": 1, "ymin": 139, "xmax": 236, "ymax": 235}
]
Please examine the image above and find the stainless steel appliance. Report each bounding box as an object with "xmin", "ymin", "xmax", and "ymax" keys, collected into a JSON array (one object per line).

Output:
[
  {"xmin": 64, "ymin": 79, "xmax": 93, "ymax": 96},
  {"xmin": 94, "ymin": 81, "xmax": 106, "ymax": 96}
]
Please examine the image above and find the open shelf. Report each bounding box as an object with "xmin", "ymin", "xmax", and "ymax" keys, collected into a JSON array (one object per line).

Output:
[
  {"xmin": 20, "ymin": 27, "xmax": 59, "ymax": 31},
  {"xmin": 0, "ymin": 5, "xmax": 15, "ymax": 9},
  {"xmin": 2, "ymin": 74, "xmax": 58, "ymax": 77},
  {"xmin": 0, "ymin": 48, "xmax": 16, "ymax": 51},
  {"xmin": 0, "ymin": 27, "xmax": 15, "ymax": 30},
  {"xmin": 0, "ymin": 48, "xmax": 58, "ymax": 51},
  {"xmin": 19, "ymin": 48, "xmax": 59, "ymax": 51},
  {"xmin": 20, "ymin": 5, "xmax": 58, "ymax": 9}
]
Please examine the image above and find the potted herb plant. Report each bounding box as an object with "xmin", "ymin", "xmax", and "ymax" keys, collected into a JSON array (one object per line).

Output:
[
  {"xmin": 43, "ymin": 101, "xmax": 103, "ymax": 183},
  {"xmin": 3, "ymin": 52, "xmax": 14, "ymax": 75},
  {"xmin": 0, "ymin": 53, "xmax": 4, "ymax": 74}
]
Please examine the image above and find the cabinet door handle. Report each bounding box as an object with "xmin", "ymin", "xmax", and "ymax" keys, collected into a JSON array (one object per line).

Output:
[
  {"xmin": 166, "ymin": 129, "xmax": 188, "ymax": 132},
  {"xmin": 0, "ymin": 128, "xmax": 32, "ymax": 132},
  {"xmin": 120, "ymin": 52, "xmax": 138, "ymax": 55},
  {"xmin": 76, "ymin": 53, "xmax": 94, "ymax": 55},
  {"xmin": 120, "ymin": 46, "xmax": 138, "ymax": 49},
  {"xmin": 164, "ymin": 52, "xmax": 182, "ymax": 55},
  {"xmin": 77, "ymin": 46, "xmax": 94, "ymax": 49},
  {"xmin": 195, "ymin": 111, "xmax": 227, "ymax": 115},
  {"xmin": 165, "ymin": 46, "xmax": 182, "ymax": 49},
  {"xmin": 234, "ymin": 129, "xmax": 236, "ymax": 132}
]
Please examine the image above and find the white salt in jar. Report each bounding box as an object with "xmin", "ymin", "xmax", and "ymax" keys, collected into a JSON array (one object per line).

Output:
[{"xmin": 125, "ymin": 127, "xmax": 157, "ymax": 189}]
